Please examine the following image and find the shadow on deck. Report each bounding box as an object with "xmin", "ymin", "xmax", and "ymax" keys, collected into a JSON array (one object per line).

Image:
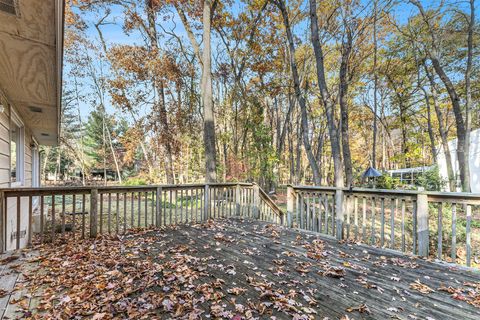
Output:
[{"xmin": 1, "ymin": 218, "xmax": 479, "ymax": 319}]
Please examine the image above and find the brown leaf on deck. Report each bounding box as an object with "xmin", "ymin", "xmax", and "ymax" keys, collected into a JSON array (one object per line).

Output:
[{"xmin": 410, "ymin": 280, "xmax": 435, "ymax": 294}]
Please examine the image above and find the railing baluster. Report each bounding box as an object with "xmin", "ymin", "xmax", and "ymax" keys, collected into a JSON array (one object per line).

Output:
[
  {"xmin": 413, "ymin": 200, "xmax": 418, "ymax": 255},
  {"xmin": 163, "ymin": 190, "xmax": 167, "ymax": 225},
  {"xmin": 194, "ymin": 188, "xmax": 198, "ymax": 222},
  {"xmin": 0, "ymin": 192, "xmax": 4, "ymax": 253},
  {"xmin": 451, "ymin": 203, "xmax": 457, "ymax": 261},
  {"xmin": 362, "ymin": 197, "xmax": 366, "ymax": 242},
  {"xmin": 99, "ymin": 193, "xmax": 103, "ymax": 234},
  {"xmin": 390, "ymin": 198, "xmax": 396, "ymax": 249},
  {"xmin": 155, "ymin": 188, "xmax": 161, "ymax": 228},
  {"xmin": 229, "ymin": 188, "xmax": 233, "ymax": 217},
  {"xmin": 40, "ymin": 195, "xmax": 45, "ymax": 243},
  {"xmin": 89, "ymin": 189, "xmax": 98, "ymax": 238},
  {"xmin": 61, "ymin": 195, "xmax": 66, "ymax": 235},
  {"xmin": 437, "ymin": 202, "xmax": 443, "ymax": 260},
  {"xmin": 318, "ymin": 194, "xmax": 323, "ymax": 233},
  {"xmin": 354, "ymin": 197, "xmax": 358, "ymax": 240},
  {"xmin": 51, "ymin": 195, "xmax": 56, "ymax": 243},
  {"xmin": 82, "ymin": 194, "xmax": 86, "ymax": 239},
  {"xmin": 137, "ymin": 192, "xmax": 141, "ymax": 228},
  {"xmin": 346, "ymin": 195, "xmax": 351, "ymax": 239},
  {"xmin": 28, "ymin": 196, "xmax": 33, "ymax": 247},
  {"xmin": 16, "ymin": 196, "xmax": 21, "ymax": 250},
  {"xmin": 306, "ymin": 193, "xmax": 311, "ymax": 230},
  {"xmin": 401, "ymin": 199, "xmax": 406, "ymax": 252},
  {"xmin": 123, "ymin": 192, "xmax": 127, "ymax": 232},
  {"xmin": 108, "ymin": 193, "xmax": 112, "ymax": 234},
  {"xmin": 131, "ymin": 192, "xmax": 134, "ymax": 228},
  {"xmin": 72, "ymin": 194, "xmax": 76, "ymax": 239},
  {"xmin": 466, "ymin": 204, "xmax": 471, "ymax": 267},
  {"xmin": 169, "ymin": 190, "xmax": 173, "ymax": 225},
  {"xmin": 151, "ymin": 191, "xmax": 155, "ymax": 226},
  {"xmin": 324, "ymin": 194, "xmax": 329, "ymax": 234},
  {"xmin": 116, "ymin": 193, "xmax": 120, "ymax": 234},
  {"xmin": 380, "ymin": 197, "xmax": 385, "ymax": 247},
  {"xmin": 204, "ymin": 185, "xmax": 210, "ymax": 221},
  {"xmin": 370, "ymin": 197, "xmax": 376, "ymax": 245},
  {"xmin": 180, "ymin": 189, "xmax": 184, "ymax": 223},
  {"xmin": 144, "ymin": 191, "xmax": 148, "ymax": 227}
]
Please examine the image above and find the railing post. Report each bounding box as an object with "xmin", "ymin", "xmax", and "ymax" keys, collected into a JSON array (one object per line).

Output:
[
  {"xmin": 287, "ymin": 186, "xmax": 294, "ymax": 228},
  {"xmin": 156, "ymin": 187, "xmax": 162, "ymax": 227},
  {"xmin": 204, "ymin": 184, "xmax": 210, "ymax": 221},
  {"xmin": 235, "ymin": 184, "xmax": 241, "ymax": 216},
  {"xmin": 416, "ymin": 193, "xmax": 429, "ymax": 257},
  {"xmin": 253, "ymin": 184, "xmax": 260, "ymax": 219},
  {"xmin": 335, "ymin": 189, "xmax": 344, "ymax": 240},
  {"xmin": 90, "ymin": 189, "xmax": 98, "ymax": 238},
  {"xmin": 0, "ymin": 191, "xmax": 4, "ymax": 253}
]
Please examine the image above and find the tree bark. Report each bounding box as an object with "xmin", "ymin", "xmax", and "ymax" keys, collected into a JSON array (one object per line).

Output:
[
  {"xmin": 308, "ymin": 0, "xmax": 344, "ymax": 188},
  {"xmin": 372, "ymin": 0, "xmax": 378, "ymax": 168},
  {"xmin": 339, "ymin": 26, "xmax": 353, "ymax": 187},
  {"xmin": 202, "ymin": 0, "xmax": 218, "ymax": 182}
]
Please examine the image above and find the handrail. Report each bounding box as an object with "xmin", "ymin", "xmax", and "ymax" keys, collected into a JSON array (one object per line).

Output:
[
  {"xmin": 287, "ymin": 184, "xmax": 480, "ymax": 199},
  {"xmin": 257, "ymin": 184, "xmax": 284, "ymax": 217}
]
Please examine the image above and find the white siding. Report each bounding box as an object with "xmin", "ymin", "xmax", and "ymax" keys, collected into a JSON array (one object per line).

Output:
[
  {"xmin": 437, "ymin": 129, "xmax": 480, "ymax": 193},
  {"xmin": 0, "ymin": 93, "xmax": 38, "ymax": 250}
]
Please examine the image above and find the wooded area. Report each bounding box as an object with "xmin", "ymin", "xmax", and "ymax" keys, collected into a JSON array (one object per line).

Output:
[{"xmin": 47, "ymin": 0, "xmax": 478, "ymax": 192}]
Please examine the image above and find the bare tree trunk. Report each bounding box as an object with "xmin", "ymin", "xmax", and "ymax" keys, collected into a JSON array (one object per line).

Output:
[
  {"xmin": 423, "ymin": 63, "xmax": 455, "ymax": 191},
  {"xmin": 146, "ymin": 2, "xmax": 175, "ymax": 184},
  {"xmin": 276, "ymin": 0, "xmax": 321, "ymax": 185},
  {"xmin": 463, "ymin": 0, "xmax": 474, "ymax": 191},
  {"xmin": 308, "ymin": 0, "xmax": 344, "ymax": 187},
  {"xmin": 202, "ymin": 0, "xmax": 218, "ymax": 183},
  {"xmin": 372, "ymin": 0, "xmax": 378, "ymax": 168},
  {"xmin": 411, "ymin": 0, "xmax": 470, "ymax": 191},
  {"xmin": 339, "ymin": 27, "xmax": 353, "ymax": 187},
  {"xmin": 105, "ymin": 122, "xmax": 123, "ymax": 184}
]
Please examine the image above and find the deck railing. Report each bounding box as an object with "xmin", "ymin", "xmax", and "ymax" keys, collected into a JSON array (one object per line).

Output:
[
  {"xmin": 2, "ymin": 182, "xmax": 479, "ymax": 267},
  {"xmin": 287, "ymin": 185, "xmax": 480, "ymax": 267},
  {"xmin": 0, "ymin": 183, "xmax": 283, "ymax": 253}
]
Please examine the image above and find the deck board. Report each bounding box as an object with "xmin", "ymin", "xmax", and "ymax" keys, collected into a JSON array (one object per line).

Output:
[{"xmin": 1, "ymin": 218, "xmax": 479, "ymax": 319}]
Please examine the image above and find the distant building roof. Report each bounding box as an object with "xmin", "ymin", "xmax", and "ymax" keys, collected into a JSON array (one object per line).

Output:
[{"xmin": 387, "ymin": 166, "xmax": 432, "ymax": 174}]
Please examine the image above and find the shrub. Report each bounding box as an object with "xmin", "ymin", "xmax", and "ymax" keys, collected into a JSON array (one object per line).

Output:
[
  {"xmin": 123, "ymin": 177, "xmax": 148, "ymax": 186},
  {"xmin": 375, "ymin": 175, "xmax": 400, "ymax": 189},
  {"xmin": 416, "ymin": 165, "xmax": 445, "ymax": 191}
]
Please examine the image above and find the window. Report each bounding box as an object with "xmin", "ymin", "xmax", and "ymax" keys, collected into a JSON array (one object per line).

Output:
[
  {"xmin": 10, "ymin": 110, "xmax": 24, "ymax": 185},
  {"xmin": 0, "ymin": 0, "xmax": 16, "ymax": 15}
]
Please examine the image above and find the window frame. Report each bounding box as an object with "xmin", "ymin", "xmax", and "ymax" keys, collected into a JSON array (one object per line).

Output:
[{"xmin": 10, "ymin": 108, "xmax": 24, "ymax": 187}]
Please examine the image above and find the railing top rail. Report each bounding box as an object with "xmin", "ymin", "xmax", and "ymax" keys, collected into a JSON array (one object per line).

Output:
[
  {"xmin": 0, "ymin": 182, "xmax": 254, "ymax": 197},
  {"xmin": 286, "ymin": 184, "xmax": 480, "ymax": 201}
]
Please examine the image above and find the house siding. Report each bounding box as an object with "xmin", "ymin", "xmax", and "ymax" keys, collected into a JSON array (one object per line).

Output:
[{"xmin": 0, "ymin": 91, "xmax": 37, "ymax": 250}]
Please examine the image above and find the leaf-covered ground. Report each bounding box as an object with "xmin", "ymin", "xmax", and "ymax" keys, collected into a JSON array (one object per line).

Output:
[{"xmin": 4, "ymin": 219, "xmax": 480, "ymax": 319}]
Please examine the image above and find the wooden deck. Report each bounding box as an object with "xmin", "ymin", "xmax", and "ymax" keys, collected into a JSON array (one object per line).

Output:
[{"xmin": 1, "ymin": 218, "xmax": 480, "ymax": 319}]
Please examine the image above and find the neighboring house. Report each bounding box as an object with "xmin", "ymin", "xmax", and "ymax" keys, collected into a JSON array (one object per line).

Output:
[
  {"xmin": 0, "ymin": 0, "xmax": 64, "ymax": 250},
  {"xmin": 387, "ymin": 166, "xmax": 432, "ymax": 186},
  {"xmin": 437, "ymin": 128, "xmax": 480, "ymax": 193}
]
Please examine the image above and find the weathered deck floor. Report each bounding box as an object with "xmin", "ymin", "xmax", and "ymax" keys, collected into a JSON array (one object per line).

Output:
[{"xmin": 1, "ymin": 218, "xmax": 480, "ymax": 319}]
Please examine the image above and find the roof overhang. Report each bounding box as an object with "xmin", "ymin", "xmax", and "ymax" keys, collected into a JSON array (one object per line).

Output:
[{"xmin": 0, "ymin": 0, "xmax": 64, "ymax": 146}]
